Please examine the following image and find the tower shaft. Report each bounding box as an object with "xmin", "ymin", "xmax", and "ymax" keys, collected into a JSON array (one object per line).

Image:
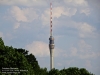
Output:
[
  {"xmin": 50, "ymin": 48, "xmax": 54, "ymax": 69},
  {"xmin": 49, "ymin": 37, "xmax": 54, "ymax": 70},
  {"xmin": 49, "ymin": 2, "xmax": 55, "ymax": 70}
]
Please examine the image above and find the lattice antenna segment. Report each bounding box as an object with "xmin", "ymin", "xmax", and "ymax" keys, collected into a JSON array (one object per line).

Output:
[{"xmin": 50, "ymin": 3, "xmax": 53, "ymax": 36}]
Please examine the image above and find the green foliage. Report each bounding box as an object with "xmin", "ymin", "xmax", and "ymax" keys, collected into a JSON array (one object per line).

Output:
[
  {"xmin": 36, "ymin": 67, "xmax": 48, "ymax": 75},
  {"xmin": 0, "ymin": 38, "xmax": 35, "ymax": 75},
  {"xmin": 49, "ymin": 68, "xmax": 61, "ymax": 75},
  {"xmin": 0, "ymin": 37, "xmax": 5, "ymax": 50},
  {"xmin": 25, "ymin": 53, "xmax": 40, "ymax": 74},
  {"xmin": 65, "ymin": 67, "xmax": 81, "ymax": 75},
  {"xmin": 0, "ymin": 38, "xmax": 95, "ymax": 75},
  {"xmin": 0, "ymin": 37, "xmax": 4, "ymax": 46},
  {"xmin": 14, "ymin": 48, "xmax": 29, "ymax": 56},
  {"xmin": 60, "ymin": 68, "xmax": 67, "ymax": 75},
  {"xmin": 80, "ymin": 68, "xmax": 94, "ymax": 75}
]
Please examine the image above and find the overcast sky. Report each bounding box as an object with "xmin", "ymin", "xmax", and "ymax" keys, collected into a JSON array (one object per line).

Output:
[{"xmin": 0, "ymin": 0, "xmax": 100, "ymax": 75}]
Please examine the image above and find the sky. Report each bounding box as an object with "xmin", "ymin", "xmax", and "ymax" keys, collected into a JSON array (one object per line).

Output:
[{"xmin": 0, "ymin": 0, "xmax": 100, "ymax": 75}]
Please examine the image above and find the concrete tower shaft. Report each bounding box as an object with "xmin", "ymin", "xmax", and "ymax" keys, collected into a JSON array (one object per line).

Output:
[
  {"xmin": 49, "ymin": 2, "xmax": 55, "ymax": 70},
  {"xmin": 49, "ymin": 36, "xmax": 55, "ymax": 70}
]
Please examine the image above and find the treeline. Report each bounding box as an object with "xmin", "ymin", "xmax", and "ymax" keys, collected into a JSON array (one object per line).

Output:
[{"xmin": 0, "ymin": 37, "xmax": 94, "ymax": 75}]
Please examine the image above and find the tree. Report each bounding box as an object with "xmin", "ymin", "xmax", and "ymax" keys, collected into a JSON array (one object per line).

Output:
[
  {"xmin": 14, "ymin": 48, "xmax": 29, "ymax": 56},
  {"xmin": 0, "ymin": 38, "xmax": 34, "ymax": 75},
  {"xmin": 80, "ymin": 68, "xmax": 94, "ymax": 75},
  {"xmin": 49, "ymin": 68, "xmax": 61, "ymax": 75},
  {"xmin": 60, "ymin": 68, "xmax": 67, "ymax": 75},
  {"xmin": 59, "ymin": 67, "xmax": 94, "ymax": 75},
  {"xmin": 25, "ymin": 53, "xmax": 40, "ymax": 75},
  {"xmin": 65, "ymin": 67, "xmax": 81, "ymax": 75},
  {"xmin": 37, "ymin": 67, "xmax": 48, "ymax": 75},
  {"xmin": 0, "ymin": 38, "xmax": 95, "ymax": 75}
]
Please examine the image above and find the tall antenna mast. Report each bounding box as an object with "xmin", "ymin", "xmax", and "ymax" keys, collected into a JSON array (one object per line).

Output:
[
  {"xmin": 49, "ymin": 2, "xmax": 55, "ymax": 70},
  {"xmin": 50, "ymin": 2, "xmax": 52, "ymax": 36}
]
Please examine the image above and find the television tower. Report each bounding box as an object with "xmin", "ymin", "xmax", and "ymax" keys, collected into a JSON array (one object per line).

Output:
[{"xmin": 49, "ymin": 2, "xmax": 55, "ymax": 70}]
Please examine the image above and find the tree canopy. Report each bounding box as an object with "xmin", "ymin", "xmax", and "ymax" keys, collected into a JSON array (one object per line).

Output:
[{"xmin": 0, "ymin": 37, "xmax": 95, "ymax": 75}]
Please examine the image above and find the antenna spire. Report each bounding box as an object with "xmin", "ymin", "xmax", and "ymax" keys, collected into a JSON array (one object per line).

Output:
[{"xmin": 50, "ymin": 2, "xmax": 52, "ymax": 36}]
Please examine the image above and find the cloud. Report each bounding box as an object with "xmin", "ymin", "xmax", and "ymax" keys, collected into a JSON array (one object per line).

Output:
[
  {"xmin": 14, "ymin": 22, "xmax": 20, "ymax": 29},
  {"xmin": 61, "ymin": 21, "xmax": 96, "ymax": 38},
  {"xmin": 87, "ymin": 0, "xmax": 100, "ymax": 10},
  {"xmin": 57, "ymin": 63, "xmax": 62, "ymax": 67},
  {"xmin": 77, "ymin": 40, "xmax": 98, "ymax": 59},
  {"xmin": 53, "ymin": 7, "xmax": 77, "ymax": 18},
  {"xmin": 41, "ymin": 6, "xmax": 77, "ymax": 25},
  {"xmin": 77, "ymin": 23, "xmax": 96, "ymax": 38},
  {"xmin": 25, "ymin": 41, "xmax": 63, "ymax": 57},
  {"xmin": 78, "ymin": 40, "xmax": 92, "ymax": 52},
  {"xmin": 11, "ymin": 6, "xmax": 27, "ymax": 22},
  {"xmin": 11, "ymin": 6, "xmax": 38, "ymax": 22},
  {"xmin": 66, "ymin": 59, "xmax": 75, "ymax": 66},
  {"xmin": 80, "ymin": 8, "xmax": 90, "ymax": 16},
  {"xmin": 26, "ymin": 41, "xmax": 49, "ymax": 57},
  {"xmin": 0, "ymin": 0, "xmax": 47, "ymax": 6},
  {"xmin": 74, "ymin": 23, "xmax": 95, "ymax": 35},
  {"xmin": 79, "ymin": 52, "xmax": 98, "ymax": 59},
  {"xmin": 68, "ymin": 40, "xmax": 100, "ymax": 59},
  {"xmin": 0, "ymin": 32, "xmax": 4, "ymax": 38},
  {"xmin": 64, "ymin": 0, "xmax": 91, "ymax": 16},
  {"xmin": 64, "ymin": 0, "xmax": 88, "ymax": 7},
  {"xmin": 70, "ymin": 47, "xmax": 78, "ymax": 56},
  {"xmin": 5, "ymin": 33, "xmax": 16, "ymax": 40},
  {"xmin": 85, "ymin": 60, "xmax": 92, "ymax": 68}
]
